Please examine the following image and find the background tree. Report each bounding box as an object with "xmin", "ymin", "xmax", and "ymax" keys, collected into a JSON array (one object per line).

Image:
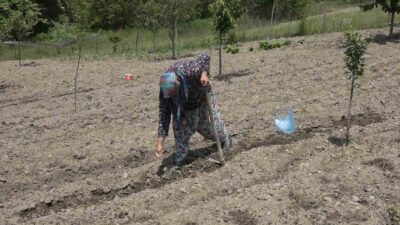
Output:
[
  {"xmin": 87, "ymin": 0, "xmax": 138, "ymax": 30},
  {"xmin": 31, "ymin": 0, "xmax": 64, "ymax": 33},
  {"xmin": 0, "ymin": 0, "xmax": 43, "ymax": 66},
  {"xmin": 60, "ymin": 0, "xmax": 93, "ymax": 113},
  {"xmin": 343, "ymin": 32, "xmax": 367, "ymax": 145},
  {"xmin": 362, "ymin": 0, "xmax": 400, "ymax": 36},
  {"xmin": 0, "ymin": 2, "xmax": 10, "ymax": 41},
  {"xmin": 210, "ymin": 0, "xmax": 245, "ymax": 76},
  {"xmin": 142, "ymin": 0, "xmax": 163, "ymax": 50},
  {"xmin": 277, "ymin": 0, "xmax": 310, "ymax": 21},
  {"xmin": 160, "ymin": 0, "xmax": 199, "ymax": 59}
]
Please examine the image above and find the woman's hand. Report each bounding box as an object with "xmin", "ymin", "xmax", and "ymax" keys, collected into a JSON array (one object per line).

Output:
[
  {"xmin": 156, "ymin": 138, "xmax": 165, "ymax": 158},
  {"xmin": 200, "ymin": 71, "xmax": 209, "ymax": 86}
]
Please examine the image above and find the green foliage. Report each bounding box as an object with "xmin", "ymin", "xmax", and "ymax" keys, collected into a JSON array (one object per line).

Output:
[
  {"xmin": 210, "ymin": 0, "xmax": 245, "ymax": 35},
  {"xmin": 362, "ymin": 0, "xmax": 400, "ymax": 35},
  {"xmin": 343, "ymin": 32, "xmax": 367, "ymax": 79},
  {"xmin": 142, "ymin": 0, "xmax": 162, "ymax": 34},
  {"xmin": 298, "ymin": 18, "xmax": 307, "ymax": 35},
  {"xmin": 160, "ymin": 0, "xmax": 199, "ymax": 28},
  {"xmin": 1, "ymin": 4, "xmax": 399, "ymax": 60},
  {"xmin": 109, "ymin": 34, "xmax": 121, "ymax": 53},
  {"xmin": 278, "ymin": 0, "xmax": 311, "ymax": 20},
  {"xmin": 361, "ymin": 0, "xmax": 400, "ymax": 13},
  {"xmin": 343, "ymin": 31, "xmax": 367, "ymax": 145},
  {"xmin": 226, "ymin": 30, "xmax": 238, "ymax": 44},
  {"xmin": 87, "ymin": 0, "xmax": 141, "ymax": 30},
  {"xmin": 36, "ymin": 22, "xmax": 81, "ymax": 43},
  {"xmin": 259, "ymin": 39, "xmax": 291, "ymax": 50},
  {"xmin": 0, "ymin": 0, "xmax": 43, "ymax": 41},
  {"xmin": 388, "ymin": 204, "xmax": 400, "ymax": 224},
  {"xmin": 226, "ymin": 44, "xmax": 240, "ymax": 54}
]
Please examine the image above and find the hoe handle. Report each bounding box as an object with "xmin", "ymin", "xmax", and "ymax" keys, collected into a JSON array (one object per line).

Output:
[{"xmin": 204, "ymin": 89, "xmax": 225, "ymax": 166}]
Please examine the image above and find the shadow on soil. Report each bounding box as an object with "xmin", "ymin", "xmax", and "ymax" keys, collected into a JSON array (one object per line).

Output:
[
  {"xmin": 214, "ymin": 69, "xmax": 253, "ymax": 83},
  {"xmin": 229, "ymin": 209, "xmax": 259, "ymax": 225},
  {"xmin": 366, "ymin": 32, "xmax": 400, "ymax": 45},
  {"xmin": 328, "ymin": 112, "xmax": 385, "ymax": 146}
]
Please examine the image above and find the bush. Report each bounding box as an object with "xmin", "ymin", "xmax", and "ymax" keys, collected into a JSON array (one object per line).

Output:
[
  {"xmin": 36, "ymin": 22, "xmax": 81, "ymax": 43},
  {"xmin": 225, "ymin": 30, "xmax": 238, "ymax": 45},
  {"xmin": 226, "ymin": 44, "xmax": 239, "ymax": 54},
  {"xmin": 259, "ymin": 39, "xmax": 291, "ymax": 50}
]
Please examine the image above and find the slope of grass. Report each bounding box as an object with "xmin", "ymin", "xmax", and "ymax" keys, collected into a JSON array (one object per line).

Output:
[{"xmin": 0, "ymin": 7, "xmax": 398, "ymax": 61}]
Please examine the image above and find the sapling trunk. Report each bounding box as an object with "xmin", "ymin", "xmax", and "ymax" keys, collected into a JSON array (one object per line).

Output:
[
  {"xmin": 153, "ymin": 31, "xmax": 157, "ymax": 50},
  {"xmin": 175, "ymin": 20, "xmax": 178, "ymax": 56},
  {"xmin": 389, "ymin": 12, "xmax": 395, "ymax": 37},
  {"xmin": 74, "ymin": 42, "xmax": 82, "ymax": 113},
  {"xmin": 270, "ymin": 1, "xmax": 276, "ymax": 25},
  {"xmin": 18, "ymin": 32, "xmax": 22, "ymax": 66},
  {"xmin": 135, "ymin": 30, "xmax": 139, "ymax": 51},
  {"xmin": 14, "ymin": 45, "xmax": 17, "ymax": 60},
  {"xmin": 218, "ymin": 33, "xmax": 222, "ymax": 77},
  {"xmin": 95, "ymin": 35, "xmax": 99, "ymax": 54},
  {"xmin": 346, "ymin": 75, "xmax": 356, "ymax": 145},
  {"xmin": 172, "ymin": 19, "xmax": 178, "ymax": 59},
  {"xmin": 18, "ymin": 40, "xmax": 21, "ymax": 66}
]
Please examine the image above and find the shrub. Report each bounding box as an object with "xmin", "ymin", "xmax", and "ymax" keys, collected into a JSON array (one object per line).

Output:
[
  {"xmin": 226, "ymin": 44, "xmax": 239, "ymax": 54},
  {"xmin": 259, "ymin": 39, "xmax": 291, "ymax": 50}
]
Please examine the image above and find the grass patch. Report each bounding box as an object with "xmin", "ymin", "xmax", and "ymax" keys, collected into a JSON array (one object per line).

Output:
[
  {"xmin": 259, "ymin": 39, "xmax": 291, "ymax": 50},
  {"xmin": 0, "ymin": 7, "xmax": 399, "ymax": 60}
]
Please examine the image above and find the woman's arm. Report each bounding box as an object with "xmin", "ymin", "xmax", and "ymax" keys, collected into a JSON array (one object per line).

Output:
[
  {"xmin": 158, "ymin": 90, "xmax": 171, "ymax": 137},
  {"xmin": 156, "ymin": 90, "xmax": 171, "ymax": 158}
]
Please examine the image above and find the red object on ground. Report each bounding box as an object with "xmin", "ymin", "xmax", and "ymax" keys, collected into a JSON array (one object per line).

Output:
[{"xmin": 125, "ymin": 74, "xmax": 134, "ymax": 80}]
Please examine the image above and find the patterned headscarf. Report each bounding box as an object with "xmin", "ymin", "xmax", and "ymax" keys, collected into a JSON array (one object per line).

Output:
[
  {"xmin": 196, "ymin": 54, "xmax": 210, "ymax": 75},
  {"xmin": 160, "ymin": 72, "xmax": 180, "ymax": 98}
]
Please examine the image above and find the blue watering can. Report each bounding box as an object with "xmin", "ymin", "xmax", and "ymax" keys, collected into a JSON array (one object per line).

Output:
[{"xmin": 274, "ymin": 106, "xmax": 296, "ymax": 134}]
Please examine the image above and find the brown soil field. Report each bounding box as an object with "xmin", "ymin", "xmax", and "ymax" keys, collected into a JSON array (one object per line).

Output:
[{"xmin": 0, "ymin": 29, "xmax": 399, "ymax": 225}]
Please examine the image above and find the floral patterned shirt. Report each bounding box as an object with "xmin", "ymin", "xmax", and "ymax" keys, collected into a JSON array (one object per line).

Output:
[{"xmin": 158, "ymin": 54, "xmax": 211, "ymax": 138}]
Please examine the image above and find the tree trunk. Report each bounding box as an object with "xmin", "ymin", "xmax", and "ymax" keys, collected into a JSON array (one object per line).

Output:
[
  {"xmin": 345, "ymin": 76, "xmax": 356, "ymax": 145},
  {"xmin": 113, "ymin": 42, "xmax": 117, "ymax": 54},
  {"xmin": 95, "ymin": 35, "xmax": 99, "ymax": 54},
  {"xmin": 74, "ymin": 42, "xmax": 82, "ymax": 113},
  {"xmin": 270, "ymin": 0, "xmax": 276, "ymax": 25},
  {"xmin": 389, "ymin": 11, "xmax": 395, "ymax": 37},
  {"xmin": 153, "ymin": 31, "xmax": 157, "ymax": 50},
  {"xmin": 172, "ymin": 19, "xmax": 178, "ymax": 59},
  {"xmin": 322, "ymin": 0, "xmax": 327, "ymax": 33},
  {"xmin": 14, "ymin": 45, "xmax": 17, "ymax": 60},
  {"xmin": 218, "ymin": 33, "xmax": 222, "ymax": 77},
  {"xmin": 135, "ymin": 30, "xmax": 139, "ymax": 51},
  {"xmin": 18, "ymin": 32, "xmax": 22, "ymax": 66},
  {"xmin": 18, "ymin": 40, "xmax": 21, "ymax": 66}
]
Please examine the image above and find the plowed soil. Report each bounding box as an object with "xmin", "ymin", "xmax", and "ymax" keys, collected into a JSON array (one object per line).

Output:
[{"xmin": 0, "ymin": 28, "xmax": 399, "ymax": 225}]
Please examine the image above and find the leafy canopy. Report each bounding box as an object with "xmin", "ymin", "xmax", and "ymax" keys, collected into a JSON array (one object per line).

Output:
[
  {"xmin": 0, "ymin": 0, "xmax": 43, "ymax": 40},
  {"xmin": 210, "ymin": 0, "xmax": 245, "ymax": 35},
  {"xmin": 343, "ymin": 32, "xmax": 367, "ymax": 79}
]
